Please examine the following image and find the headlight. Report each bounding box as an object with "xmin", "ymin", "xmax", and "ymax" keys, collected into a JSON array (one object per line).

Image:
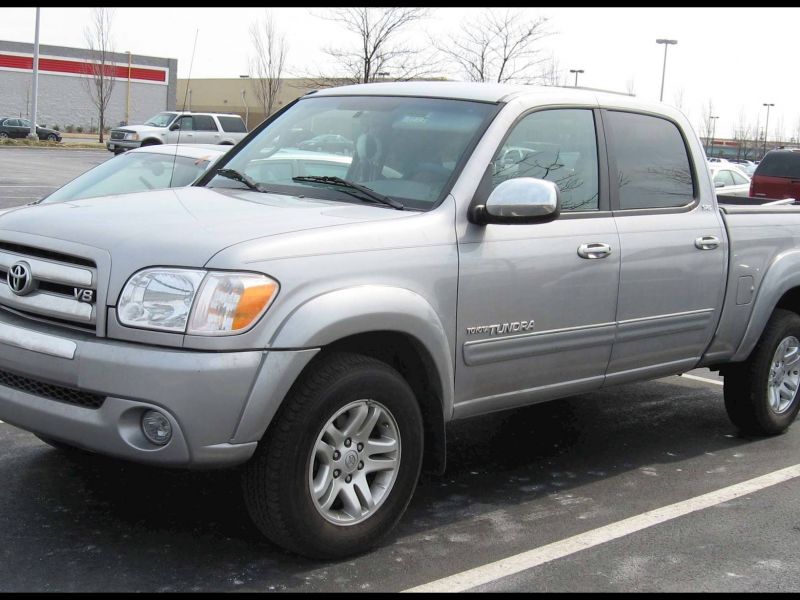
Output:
[
  {"xmin": 124, "ymin": 133, "xmax": 139, "ymax": 141},
  {"xmin": 117, "ymin": 268, "xmax": 279, "ymax": 335}
]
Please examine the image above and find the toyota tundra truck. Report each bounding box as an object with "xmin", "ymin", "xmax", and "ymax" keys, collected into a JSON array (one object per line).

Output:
[{"xmin": 1, "ymin": 82, "xmax": 800, "ymax": 559}]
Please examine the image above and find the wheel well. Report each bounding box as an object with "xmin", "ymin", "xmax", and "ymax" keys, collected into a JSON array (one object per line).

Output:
[
  {"xmin": 319, "ymin": 331, "xmax": 447, "ymax": 474},
  {"xmin": 776, "ymin": 288, "xmax": 800, "ymax": 316},
  {"xmin": 140, "ymin": 138, "xmax": 162, "ymax": 146},
  {"xmin": 218, "ymin": 141, "xmax": 234, "ymax": 146}
]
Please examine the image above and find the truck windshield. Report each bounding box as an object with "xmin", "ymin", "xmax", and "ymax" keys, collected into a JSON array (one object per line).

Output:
[
  {"xmin": 144, "ymin": 112, "xmax": 178, "ymax": 127},
  {"xmin": 205, "ymin": 96, "xmax": 496, "ymax": 210}
]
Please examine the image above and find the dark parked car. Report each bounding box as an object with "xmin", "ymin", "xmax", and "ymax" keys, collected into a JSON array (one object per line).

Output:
[
  {"xmin": 297, "ymin": 133, "xmax": 354, "ymax": 155},
  {"xmin": 0, "ymin": 117, "xmax": 61, "ymax": 141},
  {"xmin": 750, "ymin": 149, "xmax": 800, "ymax": 200}
]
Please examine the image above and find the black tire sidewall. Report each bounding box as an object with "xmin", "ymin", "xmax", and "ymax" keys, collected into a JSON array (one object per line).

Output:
[
  {"xmin": 739, "ymin": 310, "xmax": 800, "ymax": 434},
  {"xmin": 273, "ymin": 361, "xmax": 422, "ymax": 557}
]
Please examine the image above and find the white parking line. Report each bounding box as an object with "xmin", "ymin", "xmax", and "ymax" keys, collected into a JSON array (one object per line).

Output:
[
  {"xmin": 403, "ymin": 464, "xmax": 800, "ymax": 592},
  {"xmin": 679, "ymin": 373, "xmax": 724, "ymax": 386}
]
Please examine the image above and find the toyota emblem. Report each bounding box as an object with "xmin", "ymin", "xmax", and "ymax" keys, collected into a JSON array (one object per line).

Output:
[{"xmin": 7, "ymin": 261, "xmax": 34, "ymax": 296}]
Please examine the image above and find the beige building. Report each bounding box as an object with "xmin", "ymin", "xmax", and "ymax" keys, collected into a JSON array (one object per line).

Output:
[{"xmin": 176, "ymin": 78, "xmax": 328, "ymax": 130}]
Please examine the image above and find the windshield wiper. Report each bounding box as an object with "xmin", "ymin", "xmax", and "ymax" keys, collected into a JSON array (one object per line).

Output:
[
  {"xmin": 216, "ymin": 168, "xmax": 269, "ymax": 193},
  {"xmin": 292, "ymin": 176, "xmax": 404, "ymax": 210}
]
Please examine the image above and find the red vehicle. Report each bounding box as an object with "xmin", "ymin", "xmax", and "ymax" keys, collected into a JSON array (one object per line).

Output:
[{"xmin": 750, "ymin": 149, "xmax": 800, "ymax": 200}]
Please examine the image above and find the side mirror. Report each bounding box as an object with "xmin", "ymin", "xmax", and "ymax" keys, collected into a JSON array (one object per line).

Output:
[
  {"xmin": 470, "ymin": 177, "xmax": 560, "ymax": 225},
  {"xmin": 714, "ymin": 180, "xmax": 725, "ymax": 188},
  {"xmin": 169, "ymin": 123, "xmax": 181, "ymax": 131}
]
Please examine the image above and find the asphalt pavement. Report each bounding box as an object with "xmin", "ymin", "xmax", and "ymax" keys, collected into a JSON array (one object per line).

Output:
[{"xmin": 0, "ymin": 146, "xmax": 110, "ymax": 208}]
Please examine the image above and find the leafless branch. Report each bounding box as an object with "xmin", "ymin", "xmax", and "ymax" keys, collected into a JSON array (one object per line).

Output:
[
  {"xmin": 249, "ymin": 11, "xmax": 289, "ymax": 119},
  {"xmin": 435, "ymin": 9, "xmax": 550, "ymax": 84},
  {"xmin": 82, "ymin": 7, "xmax": 116, "ymax": 143}
]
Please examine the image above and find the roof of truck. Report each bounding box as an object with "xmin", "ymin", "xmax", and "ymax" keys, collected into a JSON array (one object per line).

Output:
[{"xmin": 309, "ymin": 81, "xmax": 675, "ymax": 118}]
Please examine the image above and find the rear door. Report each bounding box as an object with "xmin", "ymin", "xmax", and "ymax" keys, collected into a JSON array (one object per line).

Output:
[
  {"xmin": 192, "ymin": 114, "xmax": 220, "ymax": 144},
  {"xmin": 603, "ymin": 110, "xmax": 727, "ymax": 385}
]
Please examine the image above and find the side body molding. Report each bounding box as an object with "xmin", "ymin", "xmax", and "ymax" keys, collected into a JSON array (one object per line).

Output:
[{"xmin": 732, "ymin": 249, "xmax": 800, "ymax": 362}]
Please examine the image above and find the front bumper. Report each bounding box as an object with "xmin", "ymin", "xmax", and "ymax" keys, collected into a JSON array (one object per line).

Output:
[
  {"xmin": 106, "ymin": 139, "xmax": 142, "ymax": 152},
  {"xmin": 0, "ymin": 310, "xmax": 269, "ymax": 468}
]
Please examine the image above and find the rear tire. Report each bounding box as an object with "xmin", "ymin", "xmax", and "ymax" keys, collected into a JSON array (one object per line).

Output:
[
  {"xmin": 724, "ymin": 309, "xmax": 800, "ymax": 435},
  {"xmin": 241, "ymin": 352, "xmax": 424, "ymax": 559}
]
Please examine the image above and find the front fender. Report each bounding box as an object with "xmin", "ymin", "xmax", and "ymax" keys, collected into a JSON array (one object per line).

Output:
[
  {"xmin": 271, "ymin": 285, "xmax": 455, "ymax": 415},
  {"xmin": 733, "ymin": 249, "xmax": 800, "ymax": 362}
]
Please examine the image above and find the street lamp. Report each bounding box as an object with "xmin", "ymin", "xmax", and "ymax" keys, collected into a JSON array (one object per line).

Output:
[
  {"xmin": 28, "ymin": 7, "xmax": 41, "ymax": 140},
  {"xmin": 655, "ymin": 38, "xmax": 677, "ymax": 102},
  {"xmin": 125, "ymin": 50, "xmax": 132, "ymax": 125},
  {"xmin": 709, "ymin": 115, "xmax": 719, "ymax": 157},
  {"xmin": 569, "ymin": 69, "xmax": 584, "ymax": 87},
  {"xmin": 763, "ymin": 102, "xmax": 775, "ymax": 158}
]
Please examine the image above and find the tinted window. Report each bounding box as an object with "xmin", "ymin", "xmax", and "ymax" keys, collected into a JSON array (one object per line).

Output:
[
  {"xmin": 607, "ymin": 111, "xmax": 694, "ymax": 210},
  {"xmin": 492, "ymin": 109, "xmax": 599, "ymax": 211},
  {"xmin": 218, "ymin": 116, "xmax": 247, "ymax": 133},
  {"xmin": 193, "ymin": 115, "xmax": 217, "ymax": 131},
  {"xmin": 3, "ymin": 119, "xmax": 18, "ymax": 126},
  {"xmin": 755, "ymin": 152, "xmax": 800, "ymax": 178}
]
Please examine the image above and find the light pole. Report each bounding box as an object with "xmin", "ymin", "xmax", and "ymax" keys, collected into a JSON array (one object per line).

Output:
[
  {"xmin": 709, "ymin": 115, "xmax": 719, "ymax": 157},
  {"xmin": 656, "ymin": 38, "xmax": 677, "ymax": 102},
  {"xmin": 569, "ymin": 69, "xmax": 584, "ymax": 87},
  {"xmin": 125, "ymin": 50, "xmax": 131, "ymax": 125},
  {"xmin": 240, "ymin": 75, "xmax": 249, "ymax": 128},
  {"xmin": 28, "ymin": 7, "xmax": 40, "ymax": 140},
  {"xmin": 762, "ymin": 102, "xmax": 774, "ymax": 158}
]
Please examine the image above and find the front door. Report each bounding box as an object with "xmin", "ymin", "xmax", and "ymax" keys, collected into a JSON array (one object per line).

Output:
[{"xmin": 455, "ymin": 108, "xmax": 621, "ymax": 417}]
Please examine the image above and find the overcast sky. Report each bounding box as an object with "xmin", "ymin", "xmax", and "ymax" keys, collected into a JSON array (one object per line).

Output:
[{"xmin": 2, "ymin": 6, "xmax": 799, "ymax": 141}]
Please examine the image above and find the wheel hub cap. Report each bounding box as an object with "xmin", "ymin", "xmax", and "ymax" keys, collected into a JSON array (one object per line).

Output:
[
  {"xmin": 767, "ymin": 335, "xmax": 800, "ymax": 415},
  {"xmin": 308, "ymin": 399, "xmax": 401, "ymax": 526}
]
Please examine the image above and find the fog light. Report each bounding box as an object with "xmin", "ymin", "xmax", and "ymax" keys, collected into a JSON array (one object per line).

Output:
[{"xmin": 141, "ymin": 410, "xmax": 172, "ymax": 445}]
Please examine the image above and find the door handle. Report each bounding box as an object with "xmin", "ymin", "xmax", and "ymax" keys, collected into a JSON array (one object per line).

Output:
[
  {"xmin": 694, "ymin": 236, "xmax": 720, "ymax": 250},
  {"xmin": 577, "ymin": 242, "xmax": 612, "ymax": 259}
]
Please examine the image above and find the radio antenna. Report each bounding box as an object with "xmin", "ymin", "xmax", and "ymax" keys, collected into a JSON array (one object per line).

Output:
[{"xmin": 170, "ymin": 28, "xmax": 199, "ymax": 187}]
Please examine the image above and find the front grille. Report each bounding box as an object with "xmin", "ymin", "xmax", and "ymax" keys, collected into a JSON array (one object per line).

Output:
[
  {"xmin": 0, "ymin": 368, "xmax": 105, "ymax": 409},
  {"xmin": 0, "ymin": 242, "xmax": 97, "ymax": 332},
  {"xmin": 110, "ymin": 130, "xmax": 128, "ymax": 140}
]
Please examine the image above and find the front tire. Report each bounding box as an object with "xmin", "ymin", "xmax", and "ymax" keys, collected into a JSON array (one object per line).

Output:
[
  {"xmin": 242, "ymin": 352, "xmax": 423, "ymax": 559},
  {"xmin": 724, "ymin": 309, "xmax": 800, "ymax": 435},
  {"xmin": 46, "ymin": 134, "xmax": 58, "ymax": 142}
]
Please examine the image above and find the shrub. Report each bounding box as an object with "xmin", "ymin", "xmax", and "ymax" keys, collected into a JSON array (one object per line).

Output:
[
  {"xmin": 65, "ymin": 124, "xmax": 74, "ymax": 133},
  {"xmin": 52, "ymin": 124, "xmax": 60, "ymax": 131},
  {"xmin": 76, "ymin": 125, "xmax": 84, "ymax": 133}
]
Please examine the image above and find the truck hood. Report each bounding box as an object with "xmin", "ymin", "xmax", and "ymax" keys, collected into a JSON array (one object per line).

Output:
[
  {"xmin": 0, "ymin": 186, "xmax": 410, "ymax": 297},
  {"xmin": 117, "ymin": 124, "xmax": 164, "ymax": 134}
]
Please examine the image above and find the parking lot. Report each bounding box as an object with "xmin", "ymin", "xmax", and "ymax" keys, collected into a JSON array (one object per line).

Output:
[{"xmin": 0, "ymin": 147, "xmax": 799, "ymax": 591}]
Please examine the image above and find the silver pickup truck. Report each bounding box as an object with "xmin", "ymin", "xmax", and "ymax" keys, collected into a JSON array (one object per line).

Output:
[{"xmin": 1, "ymin": 82, "xmax": 800, "ymax": 558}]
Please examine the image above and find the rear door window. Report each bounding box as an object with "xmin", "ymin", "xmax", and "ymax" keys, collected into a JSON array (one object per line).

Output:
[
  {"xmin": 606, "ymin": 111, "xmax": 695, "ymax": 210},
  {"xmin": 218, "ymin": 116, "xmax": 247, "ymax": 133},
  {"xmin": 193, "ymin": 115, "xmax": 217, "ymax": 131}
]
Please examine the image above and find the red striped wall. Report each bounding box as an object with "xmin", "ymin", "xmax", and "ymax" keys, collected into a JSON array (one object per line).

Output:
[{"xmin": 0, "ymin": 52, "xmax": 166, "ymax": 83}]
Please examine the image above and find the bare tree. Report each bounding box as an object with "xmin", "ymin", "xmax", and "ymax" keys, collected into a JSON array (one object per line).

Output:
[
  {"xmin": 732, "ymin": 109, "xmax": 752, "ymax": 161},
  {"xmin": 774, "ymin": 114, "xmax": 785, "ymax": 146},
  {"xmin": 312, "ymin": 8, "xmax": 434, "ymax": 85},
  {"xmin": 249, "ymin": 11, "xmax": 288, "ymax": 120},
  {"xmin": 698, "ymin": 98, "xmax": 715, "ymax": 152},
  {"xmin": 82, "ymin": 7, "xmax": 116, "ymax": 143},
  {"xmin": 672, "ymin": 87, "xmax": 685, "ymax": 112},
  {"xmin": 436, "ymin": 9, "xmax": 550, "ymax": 83},
  {"xmin": 537, "ymin": 53, "xmax": 563, "ymax": 87}
]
